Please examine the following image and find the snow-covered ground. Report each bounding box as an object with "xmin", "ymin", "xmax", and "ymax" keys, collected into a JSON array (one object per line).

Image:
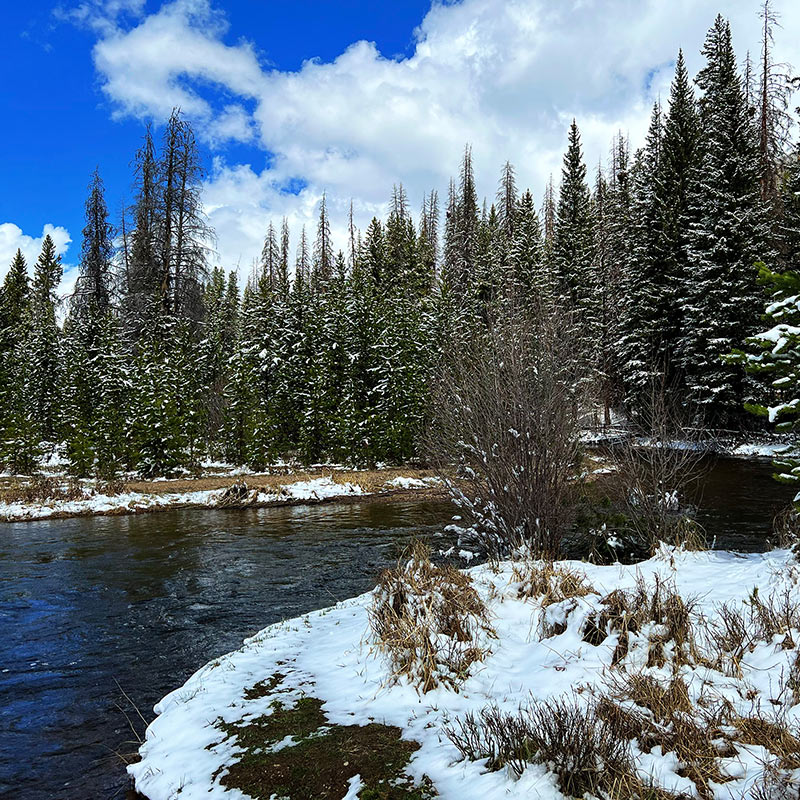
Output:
[
  {"xmin": 129, "ymin": 547, "xmax": 800, "ymax": 800},
  {"xmin": 581, "ymin": 427, "xmax": 794, "ymax": 460},
  {"xmin": 0, "ymin": 476, "xmax": 369, "ymax": 523}
]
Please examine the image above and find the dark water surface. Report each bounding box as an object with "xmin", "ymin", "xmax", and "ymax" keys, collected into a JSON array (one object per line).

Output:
[
  {"xmin": 0, "ymin": 500, "xmax": 455, "ymax": 800},
  {"xmin": 0, "ymin": 459, "xmax": 795, "ymax": 799}
]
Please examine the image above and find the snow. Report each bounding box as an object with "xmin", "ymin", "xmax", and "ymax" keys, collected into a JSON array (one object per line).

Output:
[
  {"xmin": 386, "ymin": 476, "xmax": 441, "ymax": 490},
  {"xmin": 129, "ymin": 547, "xmax": 800, "ymax": 800},
  {"xmin": 0, "ymin": 477, "xmax": 365, "ymax": 523}
]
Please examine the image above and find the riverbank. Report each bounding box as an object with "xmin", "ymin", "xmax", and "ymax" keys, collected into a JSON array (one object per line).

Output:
[
  {"xmin": 0, "ymin": 469, "xmax": 447, "ymax": 523},
  {"xmin": 129, "ymin": 546, "xmax": 800, "ymax": 800}
]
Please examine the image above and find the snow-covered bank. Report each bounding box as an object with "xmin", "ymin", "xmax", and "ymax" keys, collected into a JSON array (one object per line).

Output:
[
  {"xmin": 581, "ymin": 427, "xmax": 793, "ymax": 459},
  {"xmin": 0, "ymin": 475, "xmax": 441, "ymax": 523},
  {"xmin": 130, "ymin": 547, "xmax": 800, "ymax": 800}
]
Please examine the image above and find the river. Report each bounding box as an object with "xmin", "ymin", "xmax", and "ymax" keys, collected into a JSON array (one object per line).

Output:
[{"xmin": 0, "ymin": 458, "xmax": 795, "ymax": 799}]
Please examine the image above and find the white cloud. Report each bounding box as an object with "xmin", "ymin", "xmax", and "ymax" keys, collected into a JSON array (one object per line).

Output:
[
  {"xmin": 0, "ymin": 223, "xmax": 78, "ymax": 299},
  {"xmin": 0, "ymin": 223, "xmax": 72, "ymax": 276},
  {"xmin": 85, "ymin": 0, "xmax": 800, "ymax": 273}
]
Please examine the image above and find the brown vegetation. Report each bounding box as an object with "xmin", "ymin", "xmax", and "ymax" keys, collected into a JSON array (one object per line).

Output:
[{"xmin": 368, "ymin": 542, "xmax": 494, "ymax": 692}]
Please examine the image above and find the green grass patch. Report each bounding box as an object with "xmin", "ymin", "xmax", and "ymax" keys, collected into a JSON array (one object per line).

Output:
[{"xmin": 216, "ymin": 695, "xmax": 435, "ymax": 799}]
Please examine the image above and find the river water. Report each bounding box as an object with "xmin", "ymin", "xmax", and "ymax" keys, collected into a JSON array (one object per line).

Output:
[{"xmin": 0, "ymin": 459, "xmax": 795, "ymax": 799}]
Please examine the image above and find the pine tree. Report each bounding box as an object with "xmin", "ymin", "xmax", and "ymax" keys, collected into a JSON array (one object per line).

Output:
[
  {"xmin": 0, "ymin": 250, "xmax": 31, "ymax": 467},
  {"xmin": 680, "ymin": 15, "xmax": 769, "ymax": 425},
  {"xmin": 508, "ymin": 189, "xmax": 544, "ymax": 305},
  {"xmin": 125, "ymin": 125, "xmax": 161, "ymax": 337},
  {"xmin": 159, "ymin": 109, "xmax": 211, "ymax": 322},
  {"xmin": 732, "ymin": 263, "xmax": 800, "ymax": 487},
  {"xmin": 28, "ymin": 235, "xmax": 63, "ymax": 445},
  {"xmin": 618, "ymin": 103, "xmax": 665, "ymax": 406},
  {"xmin": 314, "ymin": 193, "xmax": 334, "ymax": 284},
  {"xmin": 553, "ymin": 120, "xmax": 595, "ymax": 309},
  {"xmin": 620, "ymin": 53, "xmax": 701, "ymax": 411}
]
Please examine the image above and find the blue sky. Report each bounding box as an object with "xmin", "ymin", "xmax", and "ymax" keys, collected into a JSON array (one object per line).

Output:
[
  {"xmin": 1, "ymin": 0, "xmax": 798, "ymax": 286},
  {"xmin": 0, "ymin": 0, "xmax": 431, "ymax": 270}
]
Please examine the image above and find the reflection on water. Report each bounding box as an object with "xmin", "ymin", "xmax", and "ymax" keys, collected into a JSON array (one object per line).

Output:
[{"xmin": 0, "ymin": 458, "xmax": 795, "ymax": 799}]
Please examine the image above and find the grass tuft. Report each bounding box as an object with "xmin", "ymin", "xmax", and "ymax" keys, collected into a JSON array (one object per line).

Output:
[{"xmin": 368, "ymin": 541, "xmax": 494, "ymax": 693}]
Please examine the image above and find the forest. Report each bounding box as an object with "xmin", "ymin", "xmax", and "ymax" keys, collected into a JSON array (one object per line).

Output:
[{"xmin": 1, "ymin": 12, "xmax": 799, "ymax": 480}]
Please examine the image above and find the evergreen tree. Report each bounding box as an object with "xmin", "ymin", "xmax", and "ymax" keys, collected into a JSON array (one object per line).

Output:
[
  {"xmin": 28, "ymin": 235, "xmax": 63, "ymax": 445},
  {"xmin": 680, "ymin": 15, "xmax": 769, "ymax": 425},
  {"xmin": 553, "ymin": 120, "xmax": 594, "ymax": 309}
]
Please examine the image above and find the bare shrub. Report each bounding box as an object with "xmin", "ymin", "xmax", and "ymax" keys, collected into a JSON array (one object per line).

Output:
[
  {"xmin": 217, "ymin": 480, "xmax": 258, "ymax": 508},
  {"xmin": 445, "ymin": 697, "xmax": 634, "ymax": 797},
  {"xmin": 368, "ymin": 542, "xmax": 494, "ymax": 692},
  {"xmin": 582, "ymin": 574, "xmax": 698, "ymax": 667},
  {"xmin": 427, "ymin": 301, "xmax": 586, "ymax": 559},
  {"xmin": 610, "ymin": 386, "xmax": 707, "ymax": 553},
  {"xmin": 773, "ymin": 505, "xmax": 800, "ymax": 552}
]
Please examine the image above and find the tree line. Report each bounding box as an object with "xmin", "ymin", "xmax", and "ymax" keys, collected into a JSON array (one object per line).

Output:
[{"xmin": 0, "ymin": 10, "xmax": 798, "ymax": 478}]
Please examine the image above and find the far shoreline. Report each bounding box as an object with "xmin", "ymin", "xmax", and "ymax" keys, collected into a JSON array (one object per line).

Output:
[{"xmin": 0, "ymin": 469, "xmax": 450, "ymax": 524}]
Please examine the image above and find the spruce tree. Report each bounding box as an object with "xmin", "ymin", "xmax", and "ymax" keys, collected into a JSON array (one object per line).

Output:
[
  {"xmin": 28, "ymin": 235, "xmax": 63, "ymax": 446},
  {"xmin": 680, "ymin": 15, "xmax": 769, "ymax": 425},
  {"xmin": 553, "ymin": 120, "xmax": 594, "ymax": 309}
]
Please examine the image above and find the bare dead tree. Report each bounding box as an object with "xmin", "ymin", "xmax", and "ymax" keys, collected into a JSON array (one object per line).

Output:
[{"xmin": 427, "ymin": 298, "xmax": 588, "ymax": 558}]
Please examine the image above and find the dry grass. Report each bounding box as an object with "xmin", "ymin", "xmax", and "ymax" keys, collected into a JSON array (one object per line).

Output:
[
  {"xmin": 751, "ymin": 760, "xmax": 800, "ymax": 800},
  {"xmin": 582, "ymin": 574, "xmax": 698, "ymax": 667},
  {"xmin": 734, "ymin": 714, "xmax": 800, "ymax": 770},
  {"xmin": 120, "ymin": 468, "xmax": 442, "ymax": 496},
  {"xmin": 601, "ymin": 672, "xmax": 734, "ymax": 799},
  {"xmin": 512, "ymin": 560, "xmax": 597, "ymax": 606},
  {"xmin": 368, "ymin": 542, "xmax": 494, "ymax": 693},
  {"xmin": 0, "ymin": 475, "xmax": 86, "ymax": 504},
  {"xmin": 445, "ymin": 697, "xmax": 686, "ymax": 800}
]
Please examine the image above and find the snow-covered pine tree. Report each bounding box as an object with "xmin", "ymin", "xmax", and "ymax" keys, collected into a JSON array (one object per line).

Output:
[
  {"xmin": 508, "ymin": 189, "xmax": 544, "ymax": 305},
  {"xmin": 731, "ymin": 262, "xmax": 800, "ymax": 487},
  {"xmin": 124, "ymin": 125, "xmax": 162, "ymax": 339},
  {"xmin": 618, "ymin": 103, "xmax": 664, "ymax": 408},
  {"xmin": 553, "ymin": 120, "xmax": 595, "ymax": 310},
  {"xmin": 0, "ymin": 250, "xmax": 32, "ymax": 470},
  {"xmin": 27, "ymin": 235, "xmax": 63, "ymax": 449},
  {"xmin": 63, "ymin": 169, "xmax": 117, "ymax": 475},
  {"xmin": 679, "ymin": 15, "xmax": 770, "ymax": 426}
]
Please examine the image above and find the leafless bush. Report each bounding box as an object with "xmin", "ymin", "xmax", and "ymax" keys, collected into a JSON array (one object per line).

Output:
[
  {"xmin": 427, "ymin": 302, "xmax": 587, "ymax": 558},
  {"xmin": 582, "ymin": 574, "xmax": 699, "ymax": 667},
  {"xmin": 773, "ymin": 506, "xmax": 800, "ymax": 552},
  {"xmin": 611, "ymin": 386, "xmax": 707, "ymax": 553},
  {"xmin": 368, "ymin": 542, "xmax": 494, "ymax": 692},
  {"xmin": 445, "ymin": 697, "xmax": 634, "ymax": 797}
]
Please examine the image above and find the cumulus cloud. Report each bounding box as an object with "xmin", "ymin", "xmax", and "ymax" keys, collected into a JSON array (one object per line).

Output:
[
  {"xmin": 0, "ymin": 223, "xmax": 72, "ymax": 276},
  {"xmin": 83, "ymin": 0, "xmax": 800, "ymax": 272},
  {"xmin": 0, "ymin": 223, "xmax": 78, "ymax": 298}
]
